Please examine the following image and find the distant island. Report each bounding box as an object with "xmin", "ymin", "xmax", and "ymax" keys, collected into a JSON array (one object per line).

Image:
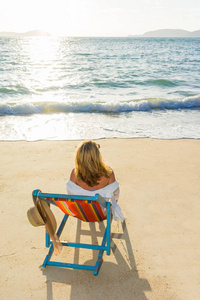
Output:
[
  {"xmin": 129, "ymin": 29, "xmax": 200, "ymax": 38},
  {"xmin": 0, "ymin": 30, "xmax": 51, "ymax": 37},
  {"xmin": 1, "ymin": 28, "xmax": 200, "ymax": 38}
]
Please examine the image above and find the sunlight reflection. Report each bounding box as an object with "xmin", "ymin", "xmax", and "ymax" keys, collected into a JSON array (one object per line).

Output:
[
  {"xmin": 27, "ymin": 37, "xmax": 59, "ymax": 63},
  {"xmin": 24, "ymin": 38, "xmax": 61, "ymax": 95}
]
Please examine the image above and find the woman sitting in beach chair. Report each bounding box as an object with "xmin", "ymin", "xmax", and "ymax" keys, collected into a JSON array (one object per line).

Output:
[
  {"xmin": 30, "ymin": 140, "xmax": 124, "ymax": 256},
  {"xmin": 59, "ymin": 140, "xmax": 123, "ymax": 253}
]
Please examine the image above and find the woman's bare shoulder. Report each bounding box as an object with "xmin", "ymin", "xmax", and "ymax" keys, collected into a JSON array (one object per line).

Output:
[
  {"xmin": 70, "ymin": 168, "xmax": 77, "ymax": 183},
  {"xmin": 108, "ymin": 171, "xmax": 116, "ymax": 184}
]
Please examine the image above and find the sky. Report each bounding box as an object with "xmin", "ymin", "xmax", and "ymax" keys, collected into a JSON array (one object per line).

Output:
[{"xmin": 0, "ymin": 0, "xmax": 200, "ymax": 36}]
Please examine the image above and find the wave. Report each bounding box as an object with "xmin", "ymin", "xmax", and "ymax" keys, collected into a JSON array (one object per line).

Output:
[
  {"xmin": 128, "ymin": 79, "xmax": 178, "ymax": 87},
  {"xmin": 0, "ymin": 85, "xmax": 31, "ymax": 95},
  {"xmin": 0, "ymin": 78, "xmax": 181, "ymax": 95},
  {"xmin": 143, "ymin": 79, "xmax": 178, "ymax": 87},
  {"xmin": 0, "ymin": 95, "xmax": 200, "ymax": 116},
  {"xmin": 88, "ymin": 78, "xmax": 178, "ymax": 88}
]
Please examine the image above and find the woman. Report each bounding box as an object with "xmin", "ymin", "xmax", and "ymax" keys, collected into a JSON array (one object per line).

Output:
[
  {"xmin": 38, "ymin": 141, "xmax": 123, "ymax": 256},
  {"xmin": 66, "ymin": 140, "xmax": 124, "ymax": 221}
]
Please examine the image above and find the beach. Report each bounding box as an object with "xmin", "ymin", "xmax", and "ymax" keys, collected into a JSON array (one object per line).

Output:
[{"xmin": 0, "ymin": 138, "xmax": 199, "ymax": 299}]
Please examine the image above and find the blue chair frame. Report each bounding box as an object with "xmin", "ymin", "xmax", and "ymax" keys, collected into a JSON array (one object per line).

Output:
[{"xmin": 32, "ymin": 190, "xmax": 112, "ymax": 276}]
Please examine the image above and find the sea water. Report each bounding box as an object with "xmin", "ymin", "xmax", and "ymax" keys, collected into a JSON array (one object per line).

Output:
[{"xmin": 0, "ymin": 37, "xmax": 200, "ymax": 140}]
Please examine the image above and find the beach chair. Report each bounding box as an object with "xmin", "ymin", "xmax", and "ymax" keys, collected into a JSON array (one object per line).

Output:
[{"xmin": 32, "ymin": 189, "xmax": 112, "ymax": 276}]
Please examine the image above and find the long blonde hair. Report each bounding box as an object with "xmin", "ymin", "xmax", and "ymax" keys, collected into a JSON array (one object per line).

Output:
[{"xmin": 74, "ymin": 140, "xmax": 112, "ymax": 187}]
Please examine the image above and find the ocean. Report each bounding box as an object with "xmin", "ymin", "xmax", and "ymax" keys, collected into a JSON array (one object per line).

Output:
[{"xmin": 0, "ymin": 37, "xmax": 200, "ymax": 141}]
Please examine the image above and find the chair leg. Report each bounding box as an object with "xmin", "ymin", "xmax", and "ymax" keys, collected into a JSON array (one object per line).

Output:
[
  {"xmin": 93, "ymin": 232, "xmax": 106, "ymax": 275},
  {"xmin": 93, "ymin": 258, "xmax": 103, "ymax": 276},
  {"xmin": 106, "ymin": 202, "xmax": 112, "ymax": 255},
  {"xmin": 45, "ymin": 231, "xmax": 50, "ymax": 248},
  {"xmin": 42, "ymin": 214, "xmax": 69, "ymax": 268},
  {"xmin": 56, "ymin": 214, "xmax": 69, "ymax": 238},
  {"xmin": 93, "ymin": 211, "xmax": 112, "ymax": 275},
  {"xmin": 42, "ymin": 244, "xmax": 54, "ymax": 268}
]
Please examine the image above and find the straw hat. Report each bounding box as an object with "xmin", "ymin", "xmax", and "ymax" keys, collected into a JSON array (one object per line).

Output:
[{"xmin": 27, "ymin": 199, "xmax": 57, "ymax": 234}]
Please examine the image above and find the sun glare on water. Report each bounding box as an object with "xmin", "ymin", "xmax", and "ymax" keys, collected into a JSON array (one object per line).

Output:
[
  {"xmin": 22, "ymin": 37, "xmax": 63, "ymax": 105},
  {"xmin": 27, "ymin": 38, "xmax": 58, "ymax": 62}
]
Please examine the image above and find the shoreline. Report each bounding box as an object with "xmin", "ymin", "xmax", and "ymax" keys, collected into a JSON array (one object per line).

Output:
[
  {"xmin": 1, "ymin": 138, "xmax": 200, "ymax": 299},
  {"xmin": 0, "ymin": 136, "xmax": 200, "ymax": 142}
]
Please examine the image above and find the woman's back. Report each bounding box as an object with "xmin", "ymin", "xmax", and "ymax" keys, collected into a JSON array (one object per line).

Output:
[{"xmin": 70, "ymin": 168, "xmax": 115, "ymax": 191}]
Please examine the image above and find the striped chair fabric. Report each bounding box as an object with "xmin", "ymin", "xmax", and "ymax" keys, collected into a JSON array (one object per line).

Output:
[{"xmin": 43, "ymin": 196, "xmax": 106, "ymax": 222}]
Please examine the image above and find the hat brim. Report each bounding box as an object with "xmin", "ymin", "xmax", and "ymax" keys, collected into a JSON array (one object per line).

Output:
[
  {"xmin": 27, "ymin": 199, "xmax": 57, "ymax": 234},
  {"xmin": 27, "ymin": 206, "xmax": 45, "ymax": 226}
]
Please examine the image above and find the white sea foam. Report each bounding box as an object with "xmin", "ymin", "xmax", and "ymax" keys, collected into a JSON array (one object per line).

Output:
[{"xmin": 0, "ymin": 95, "xmax": 200, "ymax": 115}]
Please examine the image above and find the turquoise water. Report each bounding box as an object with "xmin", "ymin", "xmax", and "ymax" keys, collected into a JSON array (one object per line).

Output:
[{"xmin": 0, "ymin": 37, "xmax": 200, "ymax": 140}]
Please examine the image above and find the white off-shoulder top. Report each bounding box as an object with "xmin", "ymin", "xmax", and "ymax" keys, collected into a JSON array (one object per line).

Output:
[{"xmin": 66, "ymin": 180, "xmax": 124, "ymax": 222}]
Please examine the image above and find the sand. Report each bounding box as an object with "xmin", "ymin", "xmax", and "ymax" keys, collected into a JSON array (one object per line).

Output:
[{"xmin": 0, "ymin": 138, "xmax": 200, "ymax": 300}]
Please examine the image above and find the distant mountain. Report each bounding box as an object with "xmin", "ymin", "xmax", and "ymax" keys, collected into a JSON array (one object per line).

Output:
[
  {"xmin": 0, "ymin": 30, "xmax": 51, "ymax": 37},
  {"xmin": 129, "ymin": 29, "xmax": 200, "ymax": 38}
]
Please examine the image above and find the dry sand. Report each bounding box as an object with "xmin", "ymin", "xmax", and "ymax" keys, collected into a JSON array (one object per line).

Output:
[{"xmin": 0, "ymin": 138, "xmax": 199, "ymax": 300}]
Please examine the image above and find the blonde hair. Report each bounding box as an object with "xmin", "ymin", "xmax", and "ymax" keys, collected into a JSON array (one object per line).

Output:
[{"xmin": 74, "ymin": 140, "xmax": 112, "ymax": 187}]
